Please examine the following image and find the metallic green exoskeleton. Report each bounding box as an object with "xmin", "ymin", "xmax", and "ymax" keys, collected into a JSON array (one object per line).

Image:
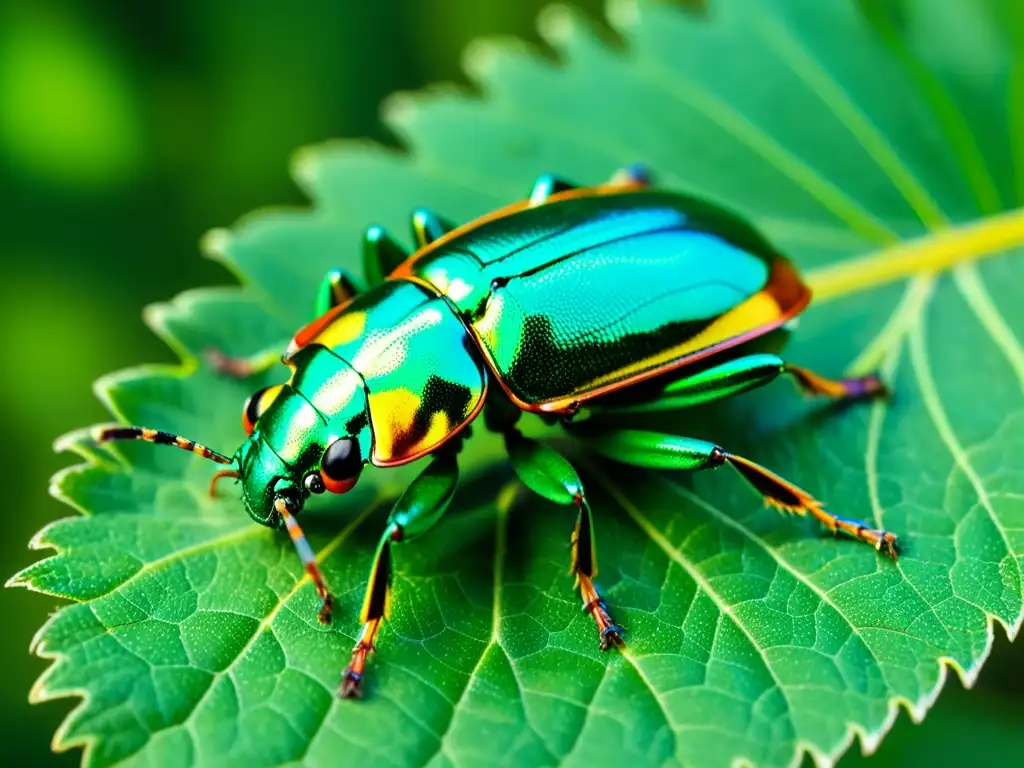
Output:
[{"xmin": 98, "ymin": 164, "xmax": 897, "ymax": 698}]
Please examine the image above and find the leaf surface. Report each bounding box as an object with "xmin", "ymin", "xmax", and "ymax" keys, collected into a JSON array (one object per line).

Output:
[{"xmin": 12, "ymin": 1, "xmax": 1024, "ymax": 766}]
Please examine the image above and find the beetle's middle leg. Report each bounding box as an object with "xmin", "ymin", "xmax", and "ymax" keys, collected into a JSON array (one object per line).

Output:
[
  {"xmin": 340, "ymin": 455, "xmax": 459, "ymax": 698},
  {"xmin": 609, "ymin": 162, "xmax": 651, "ymax": 188},
  {"xmin": 504, "ymin": 430, "xmax": 624, "ymax": 650}
]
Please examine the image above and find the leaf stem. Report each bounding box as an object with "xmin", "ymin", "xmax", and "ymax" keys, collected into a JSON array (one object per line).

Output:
[{"xmin": 808, "ymin": 207, "xmax": 1024, "ymax": 303}]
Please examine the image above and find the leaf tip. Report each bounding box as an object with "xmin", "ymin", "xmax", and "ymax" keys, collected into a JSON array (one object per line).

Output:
[
  {"xmin": 537, "ymin": 4, "xmax": 577, "ymax": 44},
  {"xmin": 462, "ymin": 39, "xmax": 502, "ymax": 81},
  {"xmin": 200, "ymin": 227, "xmax": 232, "ymax": 261},
  {"xmin": 381, "ymin": 90, "xmax": 423, "ymax": 134},
  {"xmin": 5, "ymin": 571, "xmax": 29, "ymax": 590},
  {"xmin": 52, "ymin": 426, "xmax": 112, "ymax": 463},
  {"xmin": 291, "ymin": 147, "xmax": 320, "ymax": 192},
  {"xmin": 605, "ymin": 0, "xmax": 640, "ymax": 32}
]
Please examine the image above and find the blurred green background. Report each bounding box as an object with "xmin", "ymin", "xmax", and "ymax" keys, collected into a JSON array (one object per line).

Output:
[{"xmin": 1, "ymin": 0, "xmax": 1020, "ymax": 765}]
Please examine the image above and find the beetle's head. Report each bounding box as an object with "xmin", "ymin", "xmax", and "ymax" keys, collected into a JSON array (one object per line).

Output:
[
  {"xmin": 93, "ymin": 358, "xmax": 373, "ymax": 606},
  {"xmin": 96, "ymin": 353, "xmax": 371, "ymax": 560},
  {"xmin": 234, "ymin": 362, "xmax": 373, "ymax": 527},
  {"xmin": 234, "ymin": 426, "xmax": 368, "ymax": 529}
]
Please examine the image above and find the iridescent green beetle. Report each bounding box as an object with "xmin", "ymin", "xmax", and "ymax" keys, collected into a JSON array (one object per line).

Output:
[{"xmin": 97, "ymin": 165, "xmax": 897, "ymax": 698}]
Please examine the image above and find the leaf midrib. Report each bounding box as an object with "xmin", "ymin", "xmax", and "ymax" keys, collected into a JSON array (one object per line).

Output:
[{"xmin": 807, "ymin": 206, "xmax": 1024, "ymax": 303}]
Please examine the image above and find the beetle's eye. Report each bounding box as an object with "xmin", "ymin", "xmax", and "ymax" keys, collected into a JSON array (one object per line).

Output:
[
  {"xmin": 303, "ymin": 473, "xmax": 325, "ymax": 495},
  {"xmin": 320, "ymin": 438, "xmax": 362, "ymax": 494},
  {"xmin": 242, "ymin": 385, "xmax": 283, "ymax": 436}
]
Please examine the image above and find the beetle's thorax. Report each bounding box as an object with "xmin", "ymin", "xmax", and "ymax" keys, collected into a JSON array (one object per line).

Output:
[{"xmin": 284, "ymin": 279, "xmax": 487, "ymax": 469}]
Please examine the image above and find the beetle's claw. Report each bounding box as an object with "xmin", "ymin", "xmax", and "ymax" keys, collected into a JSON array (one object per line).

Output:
[
  {"xmin": 340, "ymin": 669, "xmax": 363, "ymax": 699},
  {"xmin": 878, "ymin": 531, "xmax": 900, "ymax": 561},
  {"xmin": 860, "ymin": 373, "xmax": 890, "ymax": 399},
  {"xmin": 318, "ymin": 594, "xmax": 335, "ymax": 624},
  {"xmin": 599, "ymin": 624, "xmax": 625, "ymax": 651},
  {"xmin": 580, "ymin": 574, "xmax": 625, "ymax": 651},
  {"xmin": 339, "ymin": 617, "xmax": 381, "ymax": 699}
]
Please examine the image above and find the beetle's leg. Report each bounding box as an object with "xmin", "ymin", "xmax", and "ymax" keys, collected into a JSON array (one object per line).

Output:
[
  {"xmin": 208, "ymin": 267, "xmax": 367, "ymax": 379},
  {"xmin": 411, "ymin": 209, "xmax": 456, "ymax": 248},
  {"xmin": 208, "ymin": 469, "xmax": 240, "ymax": 498},
  {"xmin": 574, "ymin": 426, "xmax": 898, "ymax": 559},
  {"xmin": 783, "ymin": 364, "xmax": 887, "ymax": 400},
  {"xmin": 205, "ymin": 347, "xmax": 283, "ymax": 380},
  {"xmin": 589, "ymin": 354, "xmax": 885, "ymax": 414},
  {"xmin": 529, "ymin": 174, "xmax": 577, "ymax": 205},
  {"xmin": 504, "ymin": 430, "xmax": 624, "ymax": 650},
  {"xmin": 314, "ymin": 267, "xmax": 361, "ymax": 316},
  {"xmin": 341, "ymin": 455, "xmax": 459, "ymax": 698},
  {"xmin": 609, "ymin": 163, "xmax": 651, "ymax": 188},
  {"xmin": 362, "ymin": 225, "xmax": 409, "ymax": 285}
]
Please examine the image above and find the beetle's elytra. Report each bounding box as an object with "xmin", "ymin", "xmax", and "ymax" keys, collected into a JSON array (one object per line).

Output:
[{"xmin": 98, "ymin": 165, "xmax": 897, "ymax": 698}]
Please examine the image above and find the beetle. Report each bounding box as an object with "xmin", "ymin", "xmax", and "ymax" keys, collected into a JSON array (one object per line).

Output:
[{"xmin": 96, "ymin": 165, "xmax": 897, "ymax": 698}]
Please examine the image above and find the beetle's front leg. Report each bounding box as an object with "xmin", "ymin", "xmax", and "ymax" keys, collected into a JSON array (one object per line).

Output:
[
  {"xmin": 504, "ymin": 431, "xmax": 624, "ymax": 650},
  {"xmin": 341, "ymin": 455, "xmax": 459, "ymax": 698},
  {"xmin": 573, "ymin": 426, "xmax": 898, "ymax": 558},
  {"xmin": 206, "ymin": 267, "xmax": 364, "ymax": 379}
]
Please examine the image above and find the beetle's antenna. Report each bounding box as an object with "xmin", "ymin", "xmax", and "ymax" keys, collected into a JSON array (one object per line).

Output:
[
  {"xmin": 275, "ymin": 498, "xmax": 335, "ymax": 624},
  {"xmin": 95, "ymin": 425, "xmax": 233, "ymax": 465}
]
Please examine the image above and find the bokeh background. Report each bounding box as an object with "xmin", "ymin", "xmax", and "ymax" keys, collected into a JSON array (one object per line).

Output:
[{"xmin": 1, "ymin": 1, "xmax": 1021, "ymax": 765}]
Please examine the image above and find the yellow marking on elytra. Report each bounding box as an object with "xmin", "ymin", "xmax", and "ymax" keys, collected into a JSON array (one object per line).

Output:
[
  {"xmin": 257, "ymin": 385, "xmax": 284, "ymax": 417},
  {"xmin": 418, "ymin": 412, "xmax": 451, "ymax": 452},
  {"xmin": 367, "ymin": 388, "xmax": 420, "ymax": 454},
  {"xmin": 587, "ymin": 291, "xmax": 782, "ymax": 390},
  {"xmin": 313, "ymin": 311, "xmax": 366, "ymax": 349},
  {"xmin": 368, "ymin": 386, "xmax": 452, "ymax": 462},
  {"xmin": 807, "ymin": 206, "xmax": 1024, "ymax": 304}
]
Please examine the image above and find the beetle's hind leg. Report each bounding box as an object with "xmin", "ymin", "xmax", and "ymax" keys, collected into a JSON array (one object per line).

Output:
[
  {"xmin": 504, "ymin": 430, "xmax": 624, "ymax": 650},
  {"xmin": 341, "ymin": 456, "xmax": 460, "ymax": 698},
  {"xmin": 572, "ymin": 426, "xmax": 898, "ymax": 559}
]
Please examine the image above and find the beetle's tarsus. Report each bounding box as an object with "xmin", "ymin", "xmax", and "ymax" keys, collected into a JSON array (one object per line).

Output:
[
  {"xmin": 724, "ymin": 452, "xmax": 896, "ymax": 560},
  {"xmin": 579, "ymin": 574, "xmax": 624, "ymax": 651},
  {"xmin": 599, "ymin": 623, "xmax": 626, "ymax": 651},
  {"xmin": 318, "ymin": 594, "xmax": 335, "ymax": 625},
  {"xmin": 340, "ymin": 670, "xmax": 363, "ymax": 699},
  {"xmin": 785, "ymin": 364, "xmax": 888, "ymax": 401},
  {"xmin": 340, "ymin": 616, "xmax": 382, "ymax": 699}
]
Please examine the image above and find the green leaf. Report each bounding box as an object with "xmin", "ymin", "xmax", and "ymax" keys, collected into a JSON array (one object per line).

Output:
[{"xmin": 11, "ymin": 0, "xmax": 1024, "ymax": 766}]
